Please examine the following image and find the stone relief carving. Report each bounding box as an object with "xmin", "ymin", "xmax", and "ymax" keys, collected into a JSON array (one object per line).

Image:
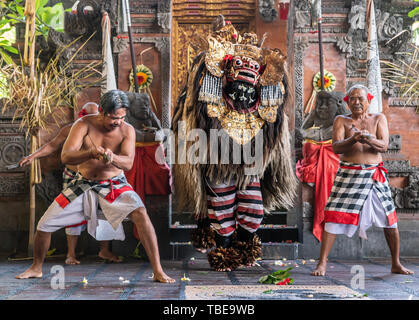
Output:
[
  {"xmin": 0, "ymin": 175, "xmax": 27, "ymax": 196},
  {"xmin": 36, "ymin": 169, "xmax": 63, "ymax": 206},
  {"xmin": 157, "ymin": 0, "xmax": 171, "ymax": 13},
  {"xmin": 157, "ymin": 13, "xmax": 171, "ymax": 32},
  {"xmin": 294, "ymin": 0, "xmax": 311, "ymax": 28},
  {"xmin": 335, "ymin": 0, "xmax": 412, "ymax": 79},
  {"xmin": 387, "ymin": 134, "xmax": 401, "ymax": 153},
  {"xmin": 293, "ymin": 37, "xmax": 309, "ymax": 151},
  {"xmin": 259, "ymin": 0, "xmax": 278, "ymax": 23},
  {"xmin": 391, "ymin": 171, "xmax": 419, "ymax": 210}
]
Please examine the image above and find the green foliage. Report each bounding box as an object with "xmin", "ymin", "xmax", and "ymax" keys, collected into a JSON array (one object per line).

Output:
[
  {"xmin": 1, "ymin": 0, "xmax": 65, "ymax": 41},
  {"xmin": 258, "ymin": 267, "xmax": 294, "ymax": 285},
  {"xmin": 0, "ymin": 20, "xmax": 17, "ymax": 65},
  {"xmin": 409, "ymin": 7, "xmax": 419, "ymax": 18},
  {"xmin": 409, "ymin": 0, "xmax": 419, "ymax": 44},
  {"xmin": 36, "ymin": 1, "xmax": 65, "ymax": 36}
]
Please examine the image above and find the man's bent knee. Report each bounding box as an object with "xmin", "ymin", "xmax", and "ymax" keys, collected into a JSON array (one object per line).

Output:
[{"xmin": 129, "ymin": 207, "xmax": 148, "ymax": 223}]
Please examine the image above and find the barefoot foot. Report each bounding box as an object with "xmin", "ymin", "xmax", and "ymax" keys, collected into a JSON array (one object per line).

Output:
[
  {"xmin": 311, "ymin": 261, "xmax": 327, "ymax": 276},
  {"xmin": 98, "ymin": 251, "xmax": 122, "ymax": 263},
  {"xmin": 16, "ymin": 267, "xmax": 42, "ymax": 279},
  {"xmin": 391, "ymin": 263, "xmax": 414, "ymax": 275},
  {"xmin": 153, "ymin": 271, "xmax": 176, "ymax": 283},
  {"xmin": 65, "ymin": 255, "xmax": 80, "ymax": 265}
]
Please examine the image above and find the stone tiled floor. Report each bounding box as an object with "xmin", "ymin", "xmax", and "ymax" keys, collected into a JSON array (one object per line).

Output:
[{"xmin": 0, "ymin": 256, "xmax": 418, "ymax": 300}]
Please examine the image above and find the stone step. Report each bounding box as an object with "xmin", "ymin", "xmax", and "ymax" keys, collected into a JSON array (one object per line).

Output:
[{"xmin": 169, "ymin": 242, "xmax": 301, "ymax": 260}]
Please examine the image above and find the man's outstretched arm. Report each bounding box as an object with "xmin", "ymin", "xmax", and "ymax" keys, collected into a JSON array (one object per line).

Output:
[{"xmin": 19, "ymin": 125, "xmax": 72, "ymax": 167}]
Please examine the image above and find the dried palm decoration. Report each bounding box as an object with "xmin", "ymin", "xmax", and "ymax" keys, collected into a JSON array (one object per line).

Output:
[
  {"xmin": 0, "ymin": 35, "xmax": 103, "ymax": 135},
  {"xmin": 0, "ymin": 32, "xmax": 102, "ymax": 257},
  {"xmin": 382, "ymin": 43, "xmax": 419, "ymax": 113}
]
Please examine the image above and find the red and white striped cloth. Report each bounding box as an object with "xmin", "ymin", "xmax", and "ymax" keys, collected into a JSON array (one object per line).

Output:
[{"xmin": 206, "ymin": 178, "xmax": 264, "ymax": 237}]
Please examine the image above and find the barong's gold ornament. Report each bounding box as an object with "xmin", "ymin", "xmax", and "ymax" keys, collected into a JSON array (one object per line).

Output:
[
  {"xmin": 196, "ymin": 22, "xmax": 287, "ymax": 144},
  {"xmin": 207, "ymin": 102, "xmax": 265, "ymax": 145}
]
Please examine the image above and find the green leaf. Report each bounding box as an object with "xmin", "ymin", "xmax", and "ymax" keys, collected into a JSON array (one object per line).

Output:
[
  {"xmin": 272, "ymin": 270, "xmax": 286, "ymax": 276},
  {"xmin": 0, "ymin": 49, "xmax": 13, "ymax": 65},
  {"xmin": 258, "ymin": 275, "xmax": 269, "ymax": 283},
  {"xmin": 3, "ymin": 45, "xmax": 18, "ymax": 54},
  {"xmin": 3, "ymin": 46, "xmax": 19, "ymax": 54},
  {"xmin": 36, "ymin": 0, "xmax": 49, "ymax": 12},
  {"xmin": 16, "ymin": 5, "xmax": 24, "ymax": 17},
  {"xmin": 408, "ymin": 7, "xmax": 419, "ymax": 18}
]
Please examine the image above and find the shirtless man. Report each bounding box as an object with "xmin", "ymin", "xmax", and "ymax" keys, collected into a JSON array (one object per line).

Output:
[
  {"xmin": 16, "ymin": 90, "xmax": 175, "ymax": 283},
  {"xmin": 311, "ymin": 84, "xmax": 413, "ymax": 276},
  {"xmin": 19, "ymin": 103, "xmax": 122, "ymax": 265}
]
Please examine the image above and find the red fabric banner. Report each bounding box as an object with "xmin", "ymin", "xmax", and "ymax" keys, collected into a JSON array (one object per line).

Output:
[
  {"xmin": 296, "ymin": 141, "xmax": 340, "ymax": 242},
  {"xmin": 125, "ymin": 143, "xmax": 172, "ymax": 240},
  {"xmin": 279, "ymin": 3, "xmax": 289, "ymax": 20}
]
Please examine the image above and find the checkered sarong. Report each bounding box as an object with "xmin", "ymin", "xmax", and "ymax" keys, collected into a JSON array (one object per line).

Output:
[
  {"xmin": 324, "ymin": 161, "xmax": 397, "ymax": 226},
  {"xmin": 62, "ymin": 167, "xmax": 77, "ymax": 190},
  {"xmin": 54, "ymin": 171, "xmax": 143, "ymax": 230}
]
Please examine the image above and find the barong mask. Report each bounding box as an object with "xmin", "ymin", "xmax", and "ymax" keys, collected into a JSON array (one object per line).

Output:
[{"xmin": 198, "ymin": 21, "xmax": 287, "ymax": 144}]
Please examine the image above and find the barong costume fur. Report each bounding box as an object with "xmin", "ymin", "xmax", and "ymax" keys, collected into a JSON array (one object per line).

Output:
[{"xmin": 172, "ymin": 16, "xmax": 297, "ymax": 270}]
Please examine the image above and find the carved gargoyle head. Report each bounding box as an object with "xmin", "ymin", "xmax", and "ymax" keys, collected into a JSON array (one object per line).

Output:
[{"xmin": 315, "ymin": 91, "xmax": 346, "ymax": 120}]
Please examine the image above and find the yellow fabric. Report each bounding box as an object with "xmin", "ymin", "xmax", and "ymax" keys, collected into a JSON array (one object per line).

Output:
[
  {"xmin": 135, "ymin": 141, "xmax": 161, "ymax": 147},
  {"xmin": 303, "ymin": 139, "xmax": 333, "ymax": 145}
]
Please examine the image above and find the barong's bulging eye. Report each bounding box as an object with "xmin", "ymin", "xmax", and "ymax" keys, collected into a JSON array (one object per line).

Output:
[{"xmin": 234, "ymin": 58, "xmax": 242, "ymax": 67}]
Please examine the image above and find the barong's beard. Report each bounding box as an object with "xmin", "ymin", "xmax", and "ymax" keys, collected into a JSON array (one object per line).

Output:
[{"xmin": 223, "ymin": 80, "xmax": 258, "ymax": 112}]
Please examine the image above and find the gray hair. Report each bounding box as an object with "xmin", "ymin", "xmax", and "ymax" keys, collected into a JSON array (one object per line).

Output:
[{"xmin": 346, "ymin": 84, "xmax": 371, "ymax": 97}]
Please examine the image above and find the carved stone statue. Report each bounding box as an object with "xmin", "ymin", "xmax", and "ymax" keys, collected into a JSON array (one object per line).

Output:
[
  {"xmin": 258, "ymin": 0, "xmax": 278, "ymax": 23},
  {"xmin": 405, "ymin": 172, "xmax": 419, "ymax": 209},
  {"xmin": 390, "ymin": 171, "xmax": 419, "ymax": 210},
  {"xmin": 300, "ymin": 91, "xmax": 346, "ymax": 142},
  {"xmin": 124, "ymin": 92, "xmax": 163, "ymax": 143}
]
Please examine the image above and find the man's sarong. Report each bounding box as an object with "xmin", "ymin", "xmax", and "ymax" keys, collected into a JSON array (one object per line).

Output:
[
  {"xmin": 296, "ymin": 139, "xmax": 340, "ymax": 241},
  {"xmin": 324, "ymin": 161, "xmax": 397, "ymax": 238},
  {"xmin": 62, "ymin": 168, "xmax": 125, "ymax": 240},
  {"xmin": 62, "ymin": 167, "xmax": 77, "ymax": 190},
  {"xmin": 207, "ymin": 178, "xmax": 264, "ymax": 237},
  {"xmin": 38, "ymin": 172, "xmax": 143, "ymax": 240}
]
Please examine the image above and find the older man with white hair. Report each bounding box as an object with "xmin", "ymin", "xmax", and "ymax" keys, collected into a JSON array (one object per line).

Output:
[{"xmin": 311, "ymin": 84, "xmax": 413, "ymax": 276}]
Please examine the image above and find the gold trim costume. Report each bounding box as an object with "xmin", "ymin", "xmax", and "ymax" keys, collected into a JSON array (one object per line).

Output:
[{"xmin": 172, "ymin": 16, "xmax": 297, "ymax": 271}]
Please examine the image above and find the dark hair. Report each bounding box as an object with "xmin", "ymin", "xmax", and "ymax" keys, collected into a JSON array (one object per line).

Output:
[{"xmin": 100, "ymin": 90, "xmax": 130, "ymax": 114}]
